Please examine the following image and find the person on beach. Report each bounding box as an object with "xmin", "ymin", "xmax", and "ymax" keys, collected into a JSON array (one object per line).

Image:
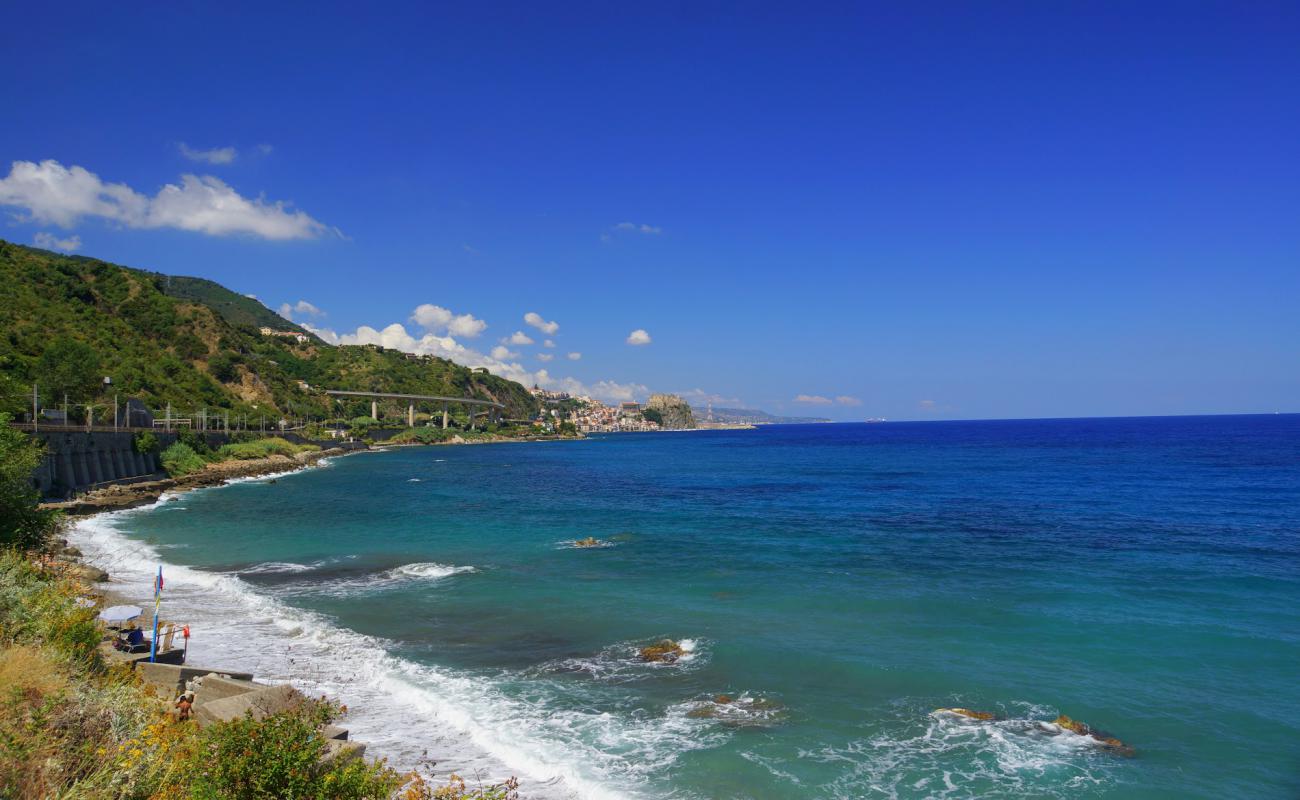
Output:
[{"xmin": 174, "ymin": 692, "xmax": 194, "ymax": 721}]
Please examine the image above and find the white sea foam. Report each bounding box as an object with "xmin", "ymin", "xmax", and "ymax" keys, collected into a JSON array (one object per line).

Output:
[
  {"xmin": 802, "ymin": 701, "xmax": 1111, "ymax": 800},
  {"xmin": 240, "ymin": 561, "xmax": 317, "ymax": 574},
  {"xmin": 68, "ymin": 509, "xmax": 725, "ymax": 800},
  {"xmin": 534, "ymin": 637, "xmax": 708, "ymax": 684}
]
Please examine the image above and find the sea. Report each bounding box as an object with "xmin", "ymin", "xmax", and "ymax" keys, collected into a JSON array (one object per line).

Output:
[{"xmin": 69, "ymin": 415, "xmax": 1300, "ymax": 799}]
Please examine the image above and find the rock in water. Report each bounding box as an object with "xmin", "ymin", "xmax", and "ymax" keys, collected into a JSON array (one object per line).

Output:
[
  {"xmin": 639, "ymin": 639, "xmax": 686, "ymax": 663},
  {"xmin": 573, "ymin": 536, "xmax": 602, "ymax": 548},
  {"xmin": 1053, "ymin": 715, "xmax": 1135, "ymax": 757},
  {"xmin": 645, "ymin": 394, "xmax": 697, "ymax": 429},
  {"xmin": 935, "ymin": 707, "xmax": 998, "ymax": 721}
]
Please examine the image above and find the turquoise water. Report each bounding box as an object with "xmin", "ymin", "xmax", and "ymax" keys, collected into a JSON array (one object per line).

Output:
[{"xmin": 74, "ymin": 416, "xmax": 1300, "ymax": 798}]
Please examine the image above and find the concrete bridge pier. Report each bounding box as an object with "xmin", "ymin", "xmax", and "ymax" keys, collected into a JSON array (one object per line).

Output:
[
  {"xmin": 442, "ymin": 404, "xmax": 449, "ymax": 430},
  {"xmin": 371, "ymin": 400, "xmax": 379, "ymax": 420},
  {"xmin": 407, "ymin": 404, "xmax": 415, "ymax": 427}
]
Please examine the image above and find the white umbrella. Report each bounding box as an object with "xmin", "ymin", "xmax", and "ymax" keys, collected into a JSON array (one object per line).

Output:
[{"xmin": 98, "ymin": 605, "xmax": 143, "ymax": 623}]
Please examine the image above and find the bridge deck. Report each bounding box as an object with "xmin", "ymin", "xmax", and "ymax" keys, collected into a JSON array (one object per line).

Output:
[{"xmin": 323, "ymin": 390, "xmax": 506, "ymax": 409}]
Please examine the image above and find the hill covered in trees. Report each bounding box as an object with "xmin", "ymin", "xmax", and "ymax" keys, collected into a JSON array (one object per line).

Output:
[{"xmin": 0, "ymin": 240, "xmax": 539, "ymax": 423}]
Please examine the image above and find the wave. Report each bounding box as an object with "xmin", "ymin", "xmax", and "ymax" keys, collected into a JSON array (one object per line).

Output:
[
  {"xmin": 68, "ymin": 511, "xmax": 729, "ymax": 800},
  {"xmin": 799, "ymin": 701, "xmax": 1113, "ymax": 800},
  {"xmin": 240, "ymin": 561, "xmax": 317, "ymax": 574},
  {"xmin": 533, "ymin": 637, "xmax": 706, "ymax": 684}
]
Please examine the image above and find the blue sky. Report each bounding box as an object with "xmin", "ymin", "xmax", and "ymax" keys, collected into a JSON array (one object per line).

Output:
[{"xmin": 2, "ymin": 2, "xmax": 1297, "ymax": 420}]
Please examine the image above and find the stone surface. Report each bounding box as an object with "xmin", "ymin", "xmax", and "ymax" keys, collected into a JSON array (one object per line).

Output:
[
  {"xmin": 136, "ymin": 663, "xmax": 254, "ymax": 697},
  {"xmin": 645, "ymin": 394, "xmax": 697, "ymax": 429},
  {"xmin": 1052, "ymin": 715, "xmax": 1135, "ymax": 757},
  {"xmin": 639, "ymin": 639, "xmax": 686, "ymax": 663},
  {"xmin": 935, "ymin": 707, "xmax": 999, "ymax": 721},
  {"xmin": 195, "ymin": 683, "xmax": 305, "ymax": 727},
  {"xmin": 323, "ymin": 739, "xmax": 367, "ymax": 763},
  {"xmin": 193, "ymin": 674, "xmax": 261, "ymax": 706}
]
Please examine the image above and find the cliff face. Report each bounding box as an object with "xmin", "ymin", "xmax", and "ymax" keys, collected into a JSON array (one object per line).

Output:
[{"xmin": 646, "ymin": 393, "xmax": 697, "ymax": 429}]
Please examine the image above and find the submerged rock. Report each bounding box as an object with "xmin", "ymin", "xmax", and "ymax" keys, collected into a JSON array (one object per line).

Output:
[
  {"xmin": 685, "ymin": 694, "xmax": 787, "ymax": 727},
  {"xmin": 1053, "ymin": 715, "xmax": 1135, "ymax": 757},
  {"xmin": 639, "ymin": 639, "xmax": 686, "ymax": 663},
  {"xmin": 935, "ymin": 707, "xmax": 999, "ymax": 721},
  {"xmin": 573, "ymin": 536, "xmax": 602, "ymax": 548}
]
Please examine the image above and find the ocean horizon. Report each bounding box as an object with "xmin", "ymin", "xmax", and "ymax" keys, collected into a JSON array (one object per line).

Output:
[{"xmin": 71, "ymin": 414, "xmax": 1300, "ymax": 799}]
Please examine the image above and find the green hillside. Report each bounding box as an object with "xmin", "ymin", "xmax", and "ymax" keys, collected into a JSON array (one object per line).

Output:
[
  {"xmin": 157, "ymin": 273, "xmax": 312, "ymax": 336},
  {"xmin": 0, "ymin": 240, "xmax": 539, "ymax": 423}
]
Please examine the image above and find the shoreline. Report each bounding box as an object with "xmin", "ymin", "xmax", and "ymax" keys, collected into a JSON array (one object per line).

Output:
[
  {"xmin": 41, "ymin": 445, "xmax": 356, "ymax": 517},
  {"xmin": 54, "ymin": 437, "xmax": 601, "ymax": 799}
]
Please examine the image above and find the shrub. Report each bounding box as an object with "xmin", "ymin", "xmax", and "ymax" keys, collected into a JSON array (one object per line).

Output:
[
  {"xmin": 189, "ymin": 699, "xmax": 402, "ymax": 800},
  {"xmin": 0, "ymin": 552, "xmax": 100, "ymax": 667},
  {"xmin": 160, "ymin": 442, "xmax": 208, "ymax": 477},
  {"xmin": 0, "ymin": 415, "xmax": 61, "ymax": 550},
  {"xmin": 388, "ymin": 427, "xmax": 454, "ymax": 445},
  {"xmin": 176, "ymin": 429, "xmax": 214, "ymax": 457},
  {"xmin": 132, "ymin": 431, "xmax": 159, "ymax": 454},
  {"xmin": 215, "ymin": 437, "xmax": 317, "ymax": 461}
]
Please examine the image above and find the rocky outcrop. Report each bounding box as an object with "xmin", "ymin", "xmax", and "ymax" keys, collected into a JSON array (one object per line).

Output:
[
  {"xmin": 639, "ymin": 639, "xmax": 686, "ymax": 663},
  {"xmin": 935, "ymin": 707, "xmax": 999, "ymax": 721},
  {"xmin": 645, "ymin": 394, "xmax": 696, "ymax": 430},
  {"xmin": 572, "ymin": 536, "xmax": 602, "ymax": 548},
  {"xmin": 1053, "ymin": 715, "xmax": 1135, "ymax": 757}
]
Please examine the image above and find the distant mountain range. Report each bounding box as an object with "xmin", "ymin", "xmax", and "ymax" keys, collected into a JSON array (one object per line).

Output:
[{"xmin": 690, "ymin": 406, "xmax": 831, "ymax": 425}]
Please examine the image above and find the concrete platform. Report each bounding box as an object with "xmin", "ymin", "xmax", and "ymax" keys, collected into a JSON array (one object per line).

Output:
[
  {"xmin": 137, "ymin": 662, "xmax": 254, "ymax": 697},
  {"xmin": 195, "ymin": 683, "xmax": 306, "ymax": 727}
]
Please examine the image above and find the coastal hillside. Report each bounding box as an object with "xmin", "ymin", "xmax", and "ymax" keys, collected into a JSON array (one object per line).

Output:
[
  {"xmin": 691, "ymin": 406, "xmax": 832, "ymax": 425},
  {"xmin": 0, "ymin": 240, "xmax": 540, "ymax": 421}
]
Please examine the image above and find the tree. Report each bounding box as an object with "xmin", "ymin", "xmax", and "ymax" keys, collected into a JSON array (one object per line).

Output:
[
  {"xmin": 209, "ymin": 353, "xmax": 237, "ymax": 383},
  {"xmin": 641, "ymin": 408, "xmax": 664, "ymax": 425},
  {"xmin": 35, "ymin": 338, "xmax": 101, "ymax": 403},
  {"xmin": 0, "ymin": 414, "xmax": 59, "ymax": 550}
]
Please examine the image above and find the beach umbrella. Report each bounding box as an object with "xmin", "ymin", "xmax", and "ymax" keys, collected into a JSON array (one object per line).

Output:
[{"xmin": 98, "ymin": 605, "xmax": 143, "ymax": 623}]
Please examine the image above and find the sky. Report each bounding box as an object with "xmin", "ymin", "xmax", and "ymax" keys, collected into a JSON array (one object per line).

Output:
[{"xmin": 1, "ymin": 2, "xmax": 1297, "ymax": 420}]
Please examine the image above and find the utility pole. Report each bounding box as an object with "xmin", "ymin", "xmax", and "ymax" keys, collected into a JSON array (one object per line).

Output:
[
  {"xmin": 63, "ymin": 393, "xmax": 68, "ymax": 426},
  {"xmin": 32, "ymin": 384, "xmax": 38, "ymax": 432},
  {"xmin": 166, "ymin": 403, "xmax": 172, "ymax": 432},
  {"xmin": 113, "ymin": 394, "xmax": 118, "ymax": 432}
]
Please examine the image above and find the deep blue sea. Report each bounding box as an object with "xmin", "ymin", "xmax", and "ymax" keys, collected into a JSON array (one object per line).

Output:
[{"xmin": 73, "ymin": 416, "xmax": 1300, "ymax": 799}]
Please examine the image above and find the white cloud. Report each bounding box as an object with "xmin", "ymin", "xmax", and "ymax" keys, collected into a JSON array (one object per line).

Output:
[
  {"xmin": 178, "ymin": 143, "xmax": 237, "ymax": 165},
  {"xmin": 0, "ymin": 160, "xmax": 333, "ymax": 240},
  {"xmin": 612, "ymin": 221, "xmax": 662, "ymax": 235},
  {"xmin": 302, "ymin": 319, "xmax": 644, "ymax": 405},
  {"xmin": 918, "ymin": 399, "xmax": 938, "ymax": 412},
  {"xmin": 277, "ymin": 299, "xmax": 324, "ymax": 321},
  {"xmin": 524, "ymin": 312, "xmax": 559, "ymax": 335},
  {"xmin": 835, "ymin": 395, "xmax": 862, "ymax": 406},
  {"xmin": 795, "ymin": 394, "xmax": 833, "ymax": 405},
  {"xmin": 490, "ymin": 345, "xmax": 518, "ymax": 360},
  {"xmin": 626, "ymin": 329, "xmax": 652, "ymax": 346},
  {"xmin": 256, "ymin": 143, "xmax": 274, "ymax": 155},
  {"xmin": 543, "ymin": 339, "xmax": 555, "ymax": 348},
  {"xmin": 411, "ymin": 304, "xmax": 453, "ymax": 329},
  {"xmin": 537, "ymin": 353, "xmax": 554, "ymax": 362},
  {"xmin": 409, "ymin": 303, "xmax": 486, "ymax": 338},
  {"xmin": 676, "ymin": 388, "xmax": 743, "ymax": 406},
  {"xmin": 447, "ymin": 314, "xmax": 488, "ymax": 338},
  {"xmin": 508, "ymin": 331, "xmax": 534, "ymax": 346},
  {"xmin": 33, "ymin": 231, "xmax": 81, "ymax": 252},
  {"xmin": 567, "ymin": 352, "xmax": 581, "ymax": 360}
]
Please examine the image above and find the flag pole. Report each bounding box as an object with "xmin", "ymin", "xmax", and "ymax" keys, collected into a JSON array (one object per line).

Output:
[{"xmin": 150, "ymin": 565, "xmax": 162, "ymax": 662}]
